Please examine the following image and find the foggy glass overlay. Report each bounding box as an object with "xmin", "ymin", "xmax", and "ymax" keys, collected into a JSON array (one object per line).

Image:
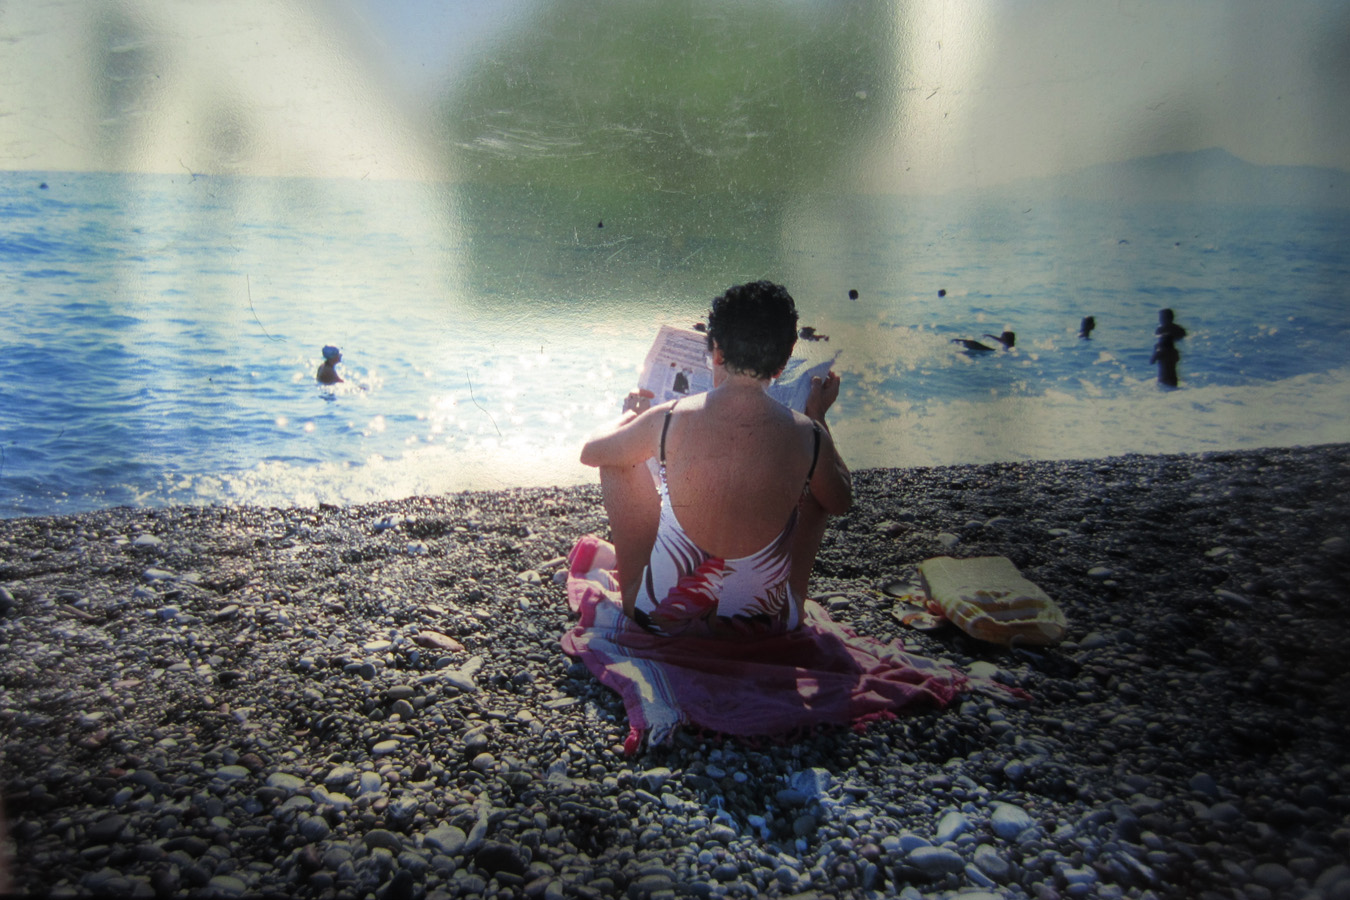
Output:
[{"xmin": 436, "ymin": 1, "xmax": 902, "ymax": 311}]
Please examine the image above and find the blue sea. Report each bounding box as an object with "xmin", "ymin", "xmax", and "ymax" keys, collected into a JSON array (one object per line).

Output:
[{"xmin": 2, "ymin": 170, "xmax": 1348, "ymax": 518}]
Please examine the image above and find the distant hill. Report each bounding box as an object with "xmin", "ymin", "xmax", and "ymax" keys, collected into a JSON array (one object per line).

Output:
[{"xmin": 983, "ymin": 148, "xmax": 1350, "ymax": 208}]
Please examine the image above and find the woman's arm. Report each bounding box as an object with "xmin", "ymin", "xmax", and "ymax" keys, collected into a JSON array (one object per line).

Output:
[
  {"xmin": 803, "ymin": 372, "xmax": 852, "ymax": 515},
  {"xmin": 579, "ymin": 399, "xmax": 672, "ymax": 468},
  {"xmin": 809, "ymin": 425, "xmax": 853, "ymax": 515}
]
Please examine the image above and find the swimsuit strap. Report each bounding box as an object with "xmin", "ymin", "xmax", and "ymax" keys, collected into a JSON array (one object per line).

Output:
[
  {"xmin": 661, "ymin": 402, "xmax": 818, "ymax": 489},
  {"xmin": 656, "ymin": 404, "xmax": 675, "ymax": 469},
  {"xmin": 805, "ymin": 421, "xmax": 822, "ymax": 491}
]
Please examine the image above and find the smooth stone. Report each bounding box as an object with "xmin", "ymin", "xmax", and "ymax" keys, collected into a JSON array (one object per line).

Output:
[
  {"xmin": 973, "ymin": 844, "xmax": 1011, "ymax": 881},
  {"xmin": 1252, "ymin": 862, "xmax": 1295, "ymax": 891},
  {"xmin": 358, "ymin": 772, "xmax": 384, "ymax": 796},
  {"xmin": 474, "ymin": 841, "xmax": 527, "ymax": 876},
  {"xmin": 279, "ymin": 796, "xmax": 314, "ymax": 815},
  {"xmin": 1205, "ymin": 801, "xmax": 1243, "ymax": 825},
  {"xmin": 792, "ymin": 814, "xmax": 818, "ymax": 838},
  {"xmin": 372, "ymin": 740, "xmax": 400, "ymax": 756},
  {"xmin": 298, "ymin": 816, "xmax": 331, "ymax": 842},
  {"xmin": 423, "ymin": 825, "xmax": 467, "ymax": 856},
  {"xmin": 707, "ymin": 824, "xmax": 737, "ymax": 844},
  {"xmin": 265, "ymin": 773, "xmax": 307, "ymax": 793},
  {"xmin": 388, "ymin": 797, "xmax": 419, "ymax": 822},
  {"xmin": 364, "ymin": 829, "xmax": 404, "ymax": 852},
  {"xmin": 1061, "ymin": 866, "xmax": 1098, "ymax": 895},
  {"xmin": 908, "ymin": 846, "xmax": 965, "ymax": 877},
  {"xmin": 206, "ymin": 874, "xmax": 248, "ymax": 895},
  {"xmin": 442, "ymin": 670, "xmax": 478, "ymax": 693},
  {"xmin": 164, "ymin": 836, "xmax": 209, "ymax": 856},
  {"xmin": 1078, "ymin": 631, "xmax": 1110, "ymax": 650},
  {"xmin": 323, "ymin": 765, "xmax": 359, "ymax": 789},
  {"xmin": 790, "ymin": 767, "xmax": 833, "ymax": 798},
  {"xmin": 86, "ymin": 814, "xmax": 128, "ymax": 844},
  {"xmin": 965, "ymin": 863, "xmax": 997, "ymax": 889},
  {"xmin": 991, "ymin": 804, "xmax": 1036, "ymax": 839},
  {"xmin": 214, "ymin": 765, "xmax": 250, "ymax": 781},
  {"xmin": 898, "ymin": 832, "xmax": 932, "ymax": 853},
  {"xmin": 463, "ymin": 730, "xmax": 491, "ymax": 755},
  {"xmin": 638, "ymin": 767, "xmax": 673, "ymax": 793},
  {"xmin": 311, "ymin": 787, "xmax": 352, "ymax": 809},
  {"xmin": 936, "ymin": 810, "xmax": 971, "ymax": 843}
]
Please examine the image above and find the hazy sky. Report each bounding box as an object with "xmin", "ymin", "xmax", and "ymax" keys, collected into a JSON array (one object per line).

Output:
[{"xmin": 2, "ymin": 0, "xmax": 1346, "ymax": 192}]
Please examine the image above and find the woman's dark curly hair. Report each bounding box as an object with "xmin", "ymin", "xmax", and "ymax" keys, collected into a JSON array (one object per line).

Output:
[{"xmin": 705, "ymin": 281, "xmax": 799, "ymax": 379}]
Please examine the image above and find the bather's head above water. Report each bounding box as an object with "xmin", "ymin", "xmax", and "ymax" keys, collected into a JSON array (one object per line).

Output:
[
  {"xmin": 316, "ymin": 345, "xmax": 344, "ymax": 384},
  {"xmin": 705, "ymin": 281, "xmax": 799, "ymax": 381}
]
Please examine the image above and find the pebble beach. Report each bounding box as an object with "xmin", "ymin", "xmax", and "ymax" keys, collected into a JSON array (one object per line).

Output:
[{"xmin": 2, "ymin": 444, "xmax": 1349, "ymax": 900}]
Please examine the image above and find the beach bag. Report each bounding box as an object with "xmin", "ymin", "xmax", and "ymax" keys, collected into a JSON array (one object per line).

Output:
[{"xmin": 917, "ymin": 556, "xmax": 1066, "ymax": 647}]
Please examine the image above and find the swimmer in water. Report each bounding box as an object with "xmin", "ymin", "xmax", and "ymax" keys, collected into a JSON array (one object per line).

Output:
[
  {"xmin": 1152, "ymin": 309, "xmax": 1187, "ymax": 386},
  {"xmin": 316, "ymin": 345, "xmax": 344, "ymax": 384},
  {"xmin": 983, "ymin": 331, "xmax": 1015, "ymax": 349},
  {"xmin": 1079, "ymin": 316, "xmax": 1096, "ymax": 339},
  {"xmin": 952, "ymin": 338, "xmax": 996, "ymax": 352}
]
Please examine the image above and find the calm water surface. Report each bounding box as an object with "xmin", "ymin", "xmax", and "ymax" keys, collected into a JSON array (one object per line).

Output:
[{"xmin": 2, "ymin": 171, "xmax": 1348, "ymax": 517}]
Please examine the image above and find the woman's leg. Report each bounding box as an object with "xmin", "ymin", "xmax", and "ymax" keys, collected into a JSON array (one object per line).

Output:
[
  {"xmin": 789, "ymin": 491, "xmax": 830, "ymax": 605},
  {"xmin": 598, "ymin": 462, "xmax": 660, "ymax": 618}
]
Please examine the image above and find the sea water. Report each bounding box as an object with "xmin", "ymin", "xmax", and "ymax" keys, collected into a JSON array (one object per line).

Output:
[{"xmin": 2, "ymin": 170, "xmax": 1348, "ymax": 518}]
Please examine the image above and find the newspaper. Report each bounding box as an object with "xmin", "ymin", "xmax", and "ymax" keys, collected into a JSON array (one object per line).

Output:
[{"xmin": 635, "ymin": 325, "xmax": 836, "ymax": 413}]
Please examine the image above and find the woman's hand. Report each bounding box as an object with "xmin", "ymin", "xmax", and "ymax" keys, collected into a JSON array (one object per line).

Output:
[
  {"xmin": 805, "ymin": 371, "xmax": 840, "ymax": 423},
  {"xmin": 622, "ymin": 389, "xmax": 655, "ymax": 415}
]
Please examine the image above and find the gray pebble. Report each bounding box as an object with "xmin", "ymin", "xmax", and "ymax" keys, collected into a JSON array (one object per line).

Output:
[
  {"xmin": 363, "ymin": 829, "xmax": 404, "ymax": 853},
  {"xmin": 973, "ymin": 843, "xmax": 1011, "ymax": 881},
  {"xmin": 86, "ymin": 814, "xmax": 128, "ymax": 845},
  {"xmin": 936, "ymin": 810, "xmax": 971, "ymax": 843},
  {"xmin": 358, "ymin": 771, "xmax": 383, "ymax": 796},
  {"xmin": 423, "ymin": 825, "xmax": 466, "ymax": 856},
  {"xmin": 441, "ymin": 670, "xmax": 478, "ymax": 693},
  {"xmin": 298, "ymin": 815, "xmax": 330, "ymax": 843},
  {"xmin": 908, "ymin": 845, "xmax": 965, "ymax": 877},
  {"xmin": 323, "ymin": 765, "xmax": 359, "ymax": 790},
  {"xmin": 1252, "ymin": 862, "xmax": 1295, "ymax": 891},
  {"xmin": 206, "ymin": 874, "xmax": 248, "ymax": 895},
  {"xmin": 265, "ymin": 772, "xmax": 307, "ymax": 793},
  {"xmin": 991, "ymin": 804, "xmax": 1036, "ymax": 839}
]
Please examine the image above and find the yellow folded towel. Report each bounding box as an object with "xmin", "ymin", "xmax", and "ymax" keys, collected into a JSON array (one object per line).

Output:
[{"xmin": 917, "ymin": 556, "xmax": 1067, "ymax": 647}]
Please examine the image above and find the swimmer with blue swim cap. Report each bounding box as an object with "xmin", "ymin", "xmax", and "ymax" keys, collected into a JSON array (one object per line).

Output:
[{"xmin": 317, "ymin": 346, "xmax": 343, "ymax": 384}]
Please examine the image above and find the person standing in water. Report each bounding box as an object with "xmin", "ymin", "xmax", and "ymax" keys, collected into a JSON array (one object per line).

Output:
[
  {"xmin": 316, "ymin": 345, "xmax": 344, "ymax": 384},
  {"xmin": 1151, "ymin": 309, "xmax": 1187, "ymax": 386}
]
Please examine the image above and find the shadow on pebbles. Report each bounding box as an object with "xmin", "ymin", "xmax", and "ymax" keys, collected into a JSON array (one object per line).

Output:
[{"xmin": 2, "ymin": 445, "xmax": 1349, "ymax": 899}]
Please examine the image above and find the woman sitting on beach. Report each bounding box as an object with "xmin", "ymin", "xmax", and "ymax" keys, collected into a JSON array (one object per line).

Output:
[{"xmin": 579, "ymin": 280, "xmax": 852, "ymax": 637}]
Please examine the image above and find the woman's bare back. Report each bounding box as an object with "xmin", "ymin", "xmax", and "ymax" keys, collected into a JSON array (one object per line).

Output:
[{"xmin": 660, "ymin": 388, "xmax": 817, "ymax": 559}]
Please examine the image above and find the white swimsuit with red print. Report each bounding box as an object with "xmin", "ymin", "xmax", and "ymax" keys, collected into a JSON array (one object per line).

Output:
[{"xmin": 632, "ymin": 403, "xmax": 820, "ymax": 639}]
